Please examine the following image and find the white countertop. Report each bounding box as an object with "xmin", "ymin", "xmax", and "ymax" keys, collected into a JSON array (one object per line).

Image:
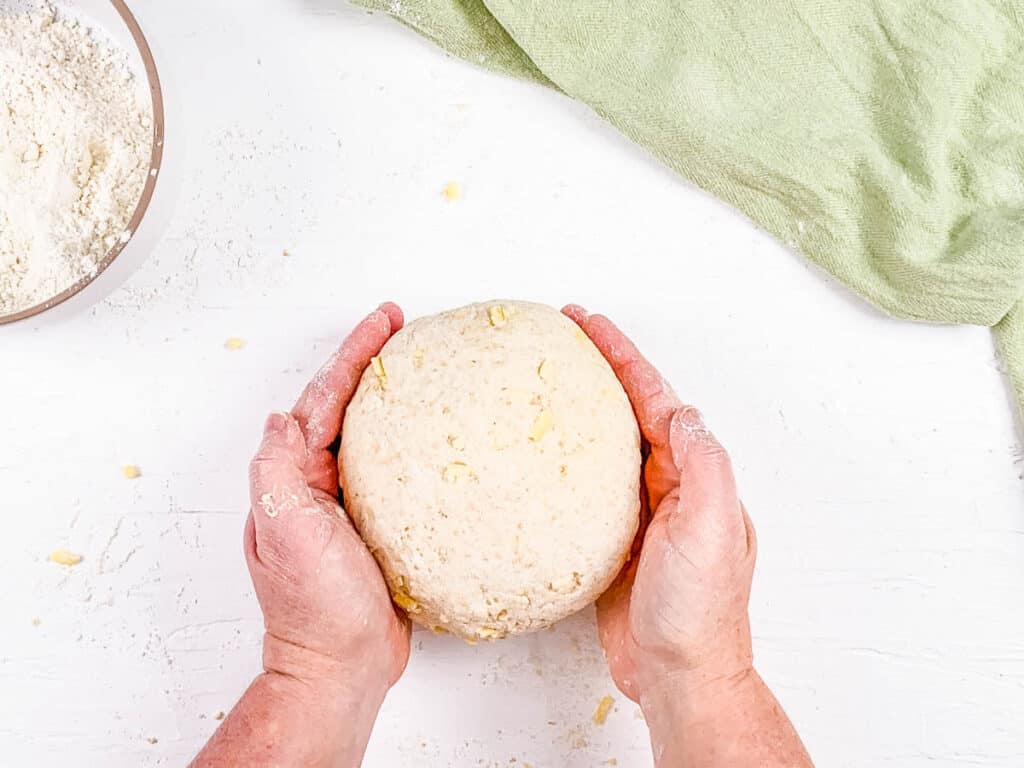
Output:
[{"xmin": 2, "ymin": 1, "xmax": 1023, "ymax": 766}]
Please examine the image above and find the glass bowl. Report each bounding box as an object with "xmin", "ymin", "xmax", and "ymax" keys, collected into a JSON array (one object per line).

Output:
[{"xmin": 0, "ymin": 0, "xmax": 166, "ymax": 325}]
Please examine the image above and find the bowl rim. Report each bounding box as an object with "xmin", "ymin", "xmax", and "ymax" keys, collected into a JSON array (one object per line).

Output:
[{"xmin": 0, "ymin": 0, "xmax": 166, "ymax": 325}]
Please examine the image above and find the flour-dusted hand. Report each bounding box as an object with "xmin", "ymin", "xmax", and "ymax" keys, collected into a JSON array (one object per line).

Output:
[
  {"xmin": 248, "ymin": 302, "xmax": 410, "ymax": 688},
  {"xmin": 564, "ymin": 305, "xmax": 813, "ymax": 768},
  {"xmin": 192, "ymin": 303, "xmax": 411, "ymax": 768}
]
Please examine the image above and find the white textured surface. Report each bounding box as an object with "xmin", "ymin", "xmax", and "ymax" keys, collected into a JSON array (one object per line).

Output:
[{"xmin": 0, "ymin": 1, "xmax": 1022, "ymax": 766}]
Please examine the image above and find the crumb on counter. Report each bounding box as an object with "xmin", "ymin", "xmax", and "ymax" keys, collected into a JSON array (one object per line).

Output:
[
  {"xmin": 214, "ymin": 711, "xmax": 225, "ymax": 721},
  {"xmin": 593, "ymin": 695, "xmax": 615, "ymax": 725},
  {"xmin": 442, "ymin": 181, "xmax": 461, "ymax": 201},
  {"xmin": 48, "ymin": 549, "xmax": 83, "ymax": 567}
]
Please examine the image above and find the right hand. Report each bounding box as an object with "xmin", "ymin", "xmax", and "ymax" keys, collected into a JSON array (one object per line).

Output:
[{"xmin": 564, "ymin": 305, "xmax": 757, "ymax": 705}]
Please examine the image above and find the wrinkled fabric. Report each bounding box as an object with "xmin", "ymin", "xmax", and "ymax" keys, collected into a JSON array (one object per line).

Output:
[{"xmin": 355, "ymin": 0, "xmax": 1024, "ymax": 426}]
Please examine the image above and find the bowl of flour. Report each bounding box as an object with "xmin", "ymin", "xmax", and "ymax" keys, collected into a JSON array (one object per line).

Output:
[{"xmin": 0, "ymin": 0, "xmax": 163, "ymax": 323}]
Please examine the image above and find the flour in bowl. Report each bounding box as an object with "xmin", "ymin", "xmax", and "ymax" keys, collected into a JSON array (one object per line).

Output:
[{"xmin": 0, "ymin": 3, "xmax": 153, "ymax": 314}]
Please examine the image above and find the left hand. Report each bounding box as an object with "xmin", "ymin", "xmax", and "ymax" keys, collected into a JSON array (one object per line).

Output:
[{"xmin": 245, "ymin": 303, "xmax": 411, "ymax": 695}]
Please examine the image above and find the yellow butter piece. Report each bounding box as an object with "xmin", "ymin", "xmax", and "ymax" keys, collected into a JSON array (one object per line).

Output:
[
  {"xmin": 224, "ymin": 337, "xmax": 245, "ymax": 351},
  {"xmin": 529, "ymin": 409, "xmax": 553, "ymax": 442},
  {"xmin": 487, "ymin": 305, "xmax": 508, "ymax": 328},
  {"xmin": 442, "ymin": 461, "xmax": 472, "ymax": 482},
  {"xmin": 442, "ymin": 181, "xmax": 461, "ymax": 201},
  {"xmin": 537, "ymin": 358, "xmax": 553, "ymax": 381},
  {"xmin": 392, "ymin": 591, "xmax": 420, "ymax": 612},
  {"xmin": 49, "ymin": 549, "xmax": 83, "ymax": 567},
  {"xmin": 122, "ymin": 465, "xmax": 141, "ymax": 480},
  {"xmin": 593, "ymin": 695, "xmax": 615, "ymax": 725},
  {"xmin": 370, "ymin": 356, "xmax": 387, "ymax": 389}
]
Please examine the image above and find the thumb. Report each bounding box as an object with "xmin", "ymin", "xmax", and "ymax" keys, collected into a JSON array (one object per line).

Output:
[
  {"xmin": 249, "ymin": 412, "xmax": 332, "ymax": 569},
  {"xmin": 663, "ymin": 408, "xmax": 747, "ymax": 562}
]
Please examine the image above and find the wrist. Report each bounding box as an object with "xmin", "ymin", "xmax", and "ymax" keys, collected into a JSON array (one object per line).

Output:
[
  {"xmin": 263, "ymin": 633, "xmax": 390, "ymax": 709},
  {"xmin": 639, "ymin": 664, "xmax": 759, "ymax": 731}
]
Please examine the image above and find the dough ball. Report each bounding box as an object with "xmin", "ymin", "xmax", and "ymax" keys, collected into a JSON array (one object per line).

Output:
[{"xmin": 340, "ymin": 301, "xmax": 641, "ymax": 641}]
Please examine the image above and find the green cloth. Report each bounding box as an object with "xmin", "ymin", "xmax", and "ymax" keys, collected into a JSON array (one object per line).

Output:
[{"xmin": 356, "ymin": 0, "xmax": 1024, "ymax": 425}]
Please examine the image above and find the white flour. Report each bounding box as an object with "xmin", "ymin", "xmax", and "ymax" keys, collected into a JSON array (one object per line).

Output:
[{"xmin": 0, "ymin": 3, "xmax": 152, "ymax": 314}]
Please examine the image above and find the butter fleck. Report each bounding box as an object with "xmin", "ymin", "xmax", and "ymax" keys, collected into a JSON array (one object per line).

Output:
[
  {"xmin": 371, "ymin": 356, "xmax": 387, "ymax": 389},
  {"xmin": 529, "ymin": 409, "xmax": 553, "ymax": 442},
  {"xmin": 537, "ymin": 358, "xmax": 553, "ymax": 381},
  {"xmin": 48, "ymin": 549, "xmax": 83, "ymax": 567},
  {"xmin": 442, "ymin": 461, "xmax": 472, "ymax": 482},
  {"xmin": 488, "ymin": 305, "xmax": 508, "ymax": 328},
  {"xmin": 442, "ymin": 181, "xmax": 461, "ymax": 201},
  {"xmin": 593, "ymin": 695, "xmax": 615, "ymax": 725},
  {"xmin": 224, "ymin": 337, "xmax": 246, "ymax": 351},
  {"xmin": 122, "ymin": 465, "xmax": 141, "ymax": 480},
  {"xmin": 392, "ymin": 592, "xmax": 420, "ymax": 612}
]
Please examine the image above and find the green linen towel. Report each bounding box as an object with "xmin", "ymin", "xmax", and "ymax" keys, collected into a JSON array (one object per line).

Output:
[{"xmin": 354, "ymin": 0, "xmax": 1024, "ymax": 425}]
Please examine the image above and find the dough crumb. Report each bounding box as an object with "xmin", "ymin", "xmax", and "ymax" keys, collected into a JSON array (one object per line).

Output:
[
  {"xmin": 122, "ymin": 465, "xmax": 142, "ymax": 480},
  {"xmin": 48, "ymin": 549, "xmax": 83, "ymax": 566},
  {"xmin": 213, "ymin": 711, "xmax": 224, "ymax": 721},
  {"xmin": 31, "ymin": 617, "xmax": 41, "ymax": 626},
  {"xmin": 146, "ymin": 737, "xmax": 158, "ymax": 745},
  {"xmin": 442, "ymin": 181, "xmax": 461, "ymax": 201},
  {"xmin": 593, "ymin": 695, "xmax": 615, "ymax": 725},
  {"xmin": 224, "ymin": 337, "xmax": 246, "ymax": 351}
]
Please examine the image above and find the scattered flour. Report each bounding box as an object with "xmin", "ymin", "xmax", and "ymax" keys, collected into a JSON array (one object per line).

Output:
[{"xmin": 0, "ymin": 3, "xmax": 152, "ymax": 314}]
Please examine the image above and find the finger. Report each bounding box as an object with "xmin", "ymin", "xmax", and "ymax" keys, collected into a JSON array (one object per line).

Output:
[
  {"xmin": 249, "ymin": 412, "xmax": 327, "ymax": 564},
  {"xmin": 664, "ymin": 407, "xmax": 746, "ymax": 549},
  {"xmin": 595, "ymin": 558, "xmax": 637, "ymax": 644},
  {"xmin": 595, "ymin": 559, "xmax": 641, "ymax": 700},
  {"xmin": 304, "ymin": 450, "xmax": 340, "ymax": 498},
  {"xmin": 565, "ymin": 309, "xmax": 680, "ymax": 449},
  {"xmin": 292, "ymin": 303, "xmax": 403, "ymax": 452},
  {"xmin": 561, "ymin": 303, "xmax": 588, "ymax": 326},
  {"xmin": 243, "ymin": 511, "xmax": 259, "ymax": 569}
]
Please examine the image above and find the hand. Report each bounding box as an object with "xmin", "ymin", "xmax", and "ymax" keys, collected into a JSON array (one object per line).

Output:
[
  {"xmin": 563, "ymin": 305, "xmax": 756, "ymax": 705},
  {"xmin": 246, "ymin": 303, "xmax": 411, "ymax": 696}
]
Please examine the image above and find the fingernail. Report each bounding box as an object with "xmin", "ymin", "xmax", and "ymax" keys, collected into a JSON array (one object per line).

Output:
[{"xmin": 264, "ymin": 411, "xmax": 290, "ymax": 434}]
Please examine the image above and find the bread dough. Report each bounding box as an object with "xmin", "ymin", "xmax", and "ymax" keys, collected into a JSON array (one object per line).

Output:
[{"xmin": 340, "ymin": 301, "xmax": 641, "ymax": 640}]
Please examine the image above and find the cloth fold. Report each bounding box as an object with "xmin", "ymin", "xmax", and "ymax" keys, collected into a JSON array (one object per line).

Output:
[{"xmin": 357, "ymin": 0, "xmax": 1024, "ymax": 426}]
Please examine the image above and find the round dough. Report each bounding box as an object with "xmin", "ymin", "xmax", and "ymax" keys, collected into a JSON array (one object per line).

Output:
[{"xmin": 340, "ymin": 301, "xmax": 641, "ymax": 641}]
